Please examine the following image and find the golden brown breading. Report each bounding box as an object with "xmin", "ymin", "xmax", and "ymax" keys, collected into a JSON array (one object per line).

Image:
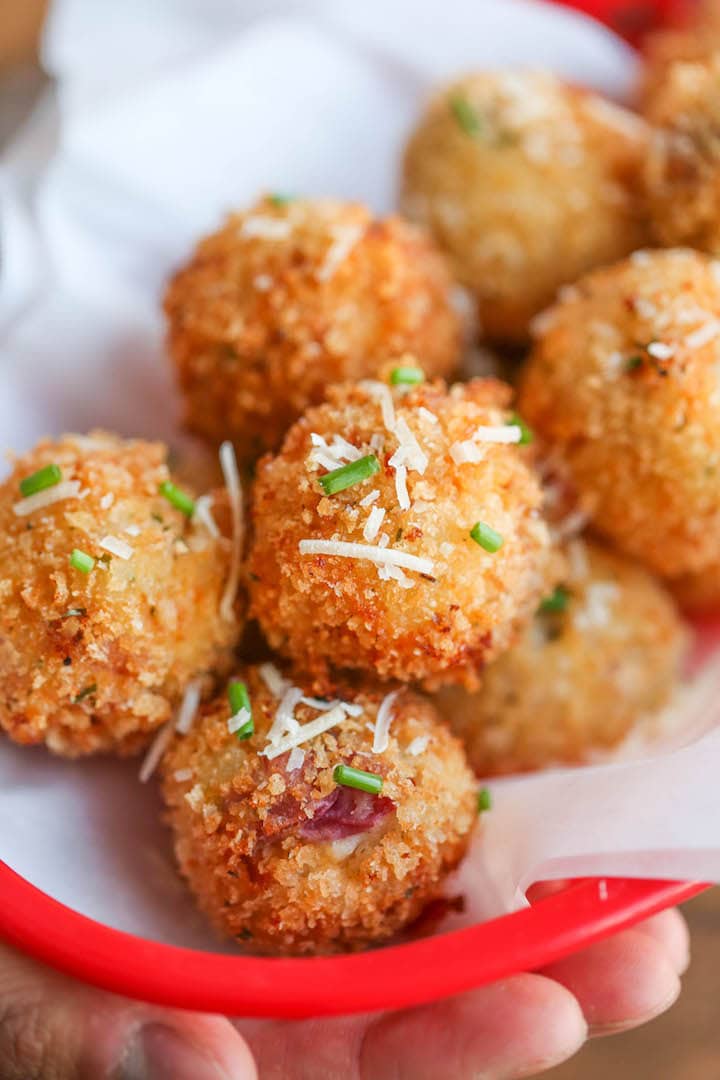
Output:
[
  {"xmin": 643, "ymin": 55, "xmax": 720, "ymax": 253},
  {"xmin": 434, "ymin": 542, "xmax": 688, "ymax": 776},
  {"xmin": 401, "ymin": 70, "xmax": 649, "ymax": 344},
  {"xmin": 164, "ymin": 196, "xmax": 462, "ymax": 462},
  {"xmin": 248, "ymin": 377, "xmax": 551, "ymax": 688},
  {"xmin": 0, "ymin": 432, "xmax": 242, "ymax": 756},
  {"xmin": 161, "ymin": 665, "xmax": 476, "ymax": 955},
  {"xmin": 519, "ymin": 248, "xmax": 720, "ymax": 579}
]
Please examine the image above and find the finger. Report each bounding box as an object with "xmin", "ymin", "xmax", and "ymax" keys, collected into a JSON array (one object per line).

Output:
[
  {"xmin": 539, "ymin": 927, "xmax": 681, "ymax": 1037},
  {"xmin": 240, "ymin": 973, "xmax": 587, "ymax": 1080},
  {"xmin": 0, "ymin": 943, "xmax": 257, "ymax": 1080},
  {"xmin": 632, "ymin": 908, "xmax": 690, "ymax": 975}
]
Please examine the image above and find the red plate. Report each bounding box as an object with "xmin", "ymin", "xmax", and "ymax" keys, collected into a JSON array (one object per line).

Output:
[
  {"xmin": 0, "ymin": 862, "xmax": 706, "ymax": 1017},
  {"xmin": 0, "ymin": 0, "xmax": 708, "ymax": 1018}
]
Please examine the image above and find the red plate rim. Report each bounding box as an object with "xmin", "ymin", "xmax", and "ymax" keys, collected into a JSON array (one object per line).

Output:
[{"xmin": 0, "ymin": 862, "xmax": 706, "ymax": 1017}]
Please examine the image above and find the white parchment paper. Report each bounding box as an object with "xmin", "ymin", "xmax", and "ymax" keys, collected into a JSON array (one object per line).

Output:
[{"xmin": 1, "ymin": 0, "xmax": 718, "ymax": 951}]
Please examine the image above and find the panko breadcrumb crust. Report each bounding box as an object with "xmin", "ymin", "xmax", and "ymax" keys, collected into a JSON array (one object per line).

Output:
[
  {"xmin": 401, "ymin": 70, "xmax": 649, "ymax": 343},
  {"xmin": 248, "ymin": 377, "xmax": 551, "ymax": 688},
  {"xmin": 520, "ymin": 249, "xmax": 720, "ymax": 580},
  {"xmin": 639, "ymin": 1, "xmax": 720, "ymax": 108},
  {"xmin": 164, "ymin": 196, "xmax": 463, "ymax": 461},
  {"xmin": 642, "ymin": 55, "xmax": 720, "ymax": 253},
  {"xmin": 434, "ymin": 542, "xmax": 688, "ymax": 776},
  {"xmin": 0, "ymin": 433, "xmax": 242, "ymax": 756},
  {"xmin": 161, "ymin": 667, "xmax": 476, "ymax": 955}
]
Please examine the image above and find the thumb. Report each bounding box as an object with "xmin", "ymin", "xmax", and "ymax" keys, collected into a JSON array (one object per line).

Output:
[{"xmin": 0, "ymin": 942, "xmax": 257, "ymax": 1080}]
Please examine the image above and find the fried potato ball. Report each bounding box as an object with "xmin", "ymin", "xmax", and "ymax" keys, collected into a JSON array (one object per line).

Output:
[
  {"xmin": 0, "ymin": 432, "xmax": 242, "ymax": 756},
  {"xmin": 643, "ymin": 55, "xmax": 720, "ymax": 253},
  {"xmin": 248, "ymin": 376, "xmax": 551, "ymax": 688},
  {"xmin": 164, "ymin": 196, "xmax": 463, "ymax": 462},
  {"xmin": 401, "ymin": 70, "xmax": 649, "ymax": 343},
  {"xmin": 519, "ymin": 248, "xmax": 720, "ymax": 579},
  {"xmin": 434, "ymin": 541, "xmax": 688, "ymax": 776},
  {"xmin": 161, "ymin": 665, "xmax": 476, "ymax": 954}
]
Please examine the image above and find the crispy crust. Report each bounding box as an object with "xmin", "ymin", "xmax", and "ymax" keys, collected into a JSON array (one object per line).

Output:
[
  {"xmin": 0, "ymin": 432, "xmax": 242, "ymax": 756},
  {"xmin": 164, "ymin": 197, "xmax": 462, "ymax": 461},
  {"xmin": 161, "ymin": 666, "xmax": 476, "ymax": 954},
  {"xmin": 519, "ymin": 248, "xmax": 720, "ymax": 579},
  {"xmin": 247, "ymin": 377, "xmax": 551, "ymax": 687},
  {"xmin": 435, "ymin": 542, "xmax": 688, "ymax": 776},
  {"xmin": 401, "ymin": 70, "xmax": 649, "ymax": 343}
]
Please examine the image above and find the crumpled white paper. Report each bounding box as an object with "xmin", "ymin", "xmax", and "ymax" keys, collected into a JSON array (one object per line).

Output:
[{"xmin": 1, "ymin": 0, "xmax": 718, "ymax": 951}]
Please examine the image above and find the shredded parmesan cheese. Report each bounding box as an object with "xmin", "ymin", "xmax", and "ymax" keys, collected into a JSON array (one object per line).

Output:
[
  {"xmin": 360, "ymin": 380, "xmax": 396, "ymax": 431},
  {"xmin": 100, "ymin": 493, "xmax": 115, "ymax": 510},
  {"xmin": 317, "ymin": 224, "xmax": 363, "ymax": 281},
  {"xmin": 241, "ymin": 216, "xmax": 292, "ymax": 240},
  {"xmin": 418, "ymin": 406, "xmax": 438, "ymax": 425},
  {"xmin": 228, "ymin": 706, "xmax": 251, "ymax": 734},
  {"xmin": 450, "ymin": 440, "xmax": 484, "ymax": 465},
  {"xmin": 173, "ymin": 768, "xmax": 193, "ymax": 782},
  {"xmin": 394, "ymin": 464, "xmax": 410, "ymax": 511},
  {"xmin": 373, "ymin": 689, "xmax": 400, "ymax": 753},
  {"xmin": 219, "ymin": 441, "xmax": 243, "ymax": 622},
  {"xmin": 406, "ymin": 734, "xmax": 430, "ymax": 756},
  {"xmin": 124, "ymin": 523, "xmax": 141, "ymax": 537},
  {"xmin": 265, "ymin": 686, "xmax": 302, "ymax": 748},
  {"xmin": 389, "ymin": 416, "xmax": 428, "ymax": 474},
  {"xmin": 363, "ymin": 505, "xmax": 386, "ymax": 541},
  {"xmin": 194, "ymin": 494, "xmax": 219, "ymax": 538},
  {"xmin": 12, "ymin": 480, "xmax": 82, "ymax": 517},
  {"xmin": 262, "ymin": 703, "xmax": 348, "ymax": 759},
  {"xmin": 99, "ymin": 535, "xmax": 134, "ymax": 560},
  {"xmin": 139, "ymin": 719, "xmax": 175, "ymax": 783},
  {"xmin": 473, "ymin": 424, "xmax": 522, "ymax": 444},
  {"xmin": 175, "ymin": 679, "xmax": 202, "ymax": 734},
  {"xmin": 287, "ymin": 746, "xmax": 306, "ymax": 772},
  {"xmin": 359, "ymin": 488, "xmax": 380, "ymax": 508},
  {"xmin": 685, "ymin": 322, "xmax": 720, "ymax": 349},
  {"xmin": 259, "ymin": 663, "xmax": 289, "ymax": 698},
  {"xmin": 299, "ymin": 539, "xmax": 434, "ymax": 576}
]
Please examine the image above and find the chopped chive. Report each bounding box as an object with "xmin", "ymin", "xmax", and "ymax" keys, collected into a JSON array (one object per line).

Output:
[
  {"xmin": 19, "ymin": 464, "xmax": 62, "ymax": 498},
  {"xmin": 228, "ymin": 679, "xmax": 251, "ymax": 717},
  {"xmin": 74, "ymin": 683, "xmax": 97, "ymax": 704},
  {"xmin": 69, "ymin": 549, "xmax": 95, "ymax": 574},
  {"xmin": 228, "ymin": 679, "xmax": 254, "ymax": 740},
  {"xmin": 319, "ymin": 454, "xmax": 380, "ymax": 496},
  {"xmin": 626, "ymin": 355, "xmax": 643, "ymax": 372},
  {"xmin": 268, "ymin": 192, "xmax": 293, "ymax": 206},
  {"xmin": 61, "ymin": 607, "xmax": 87, "ymax": 619},
  {"xmin": 450, "ymin": 94, "xmax": 482, "ymax": 137},
  {"xmin": 470, "ymin": 521, "xmax": 503, "ymax": 553},
  {"xmin": 333, "ymin": 763, "xmax": 384, "ymax": 795},
  {"xmin": 159, "ymin": 481, "xmax": 195, "ymax": 517},
  {"xmin": 509, "ymin": 412, "xmax": 533, "ymax": 446},
  {"xmin": 539, "ymin": 585, "xmax": 570, "ymax": 614},
  {"xmin": 390, "ymin": 365, "xmax": 425, "ymax": 386},
  {"xmin": 477, "ymin": 787, "xmax": 492, "ymax": 813}
]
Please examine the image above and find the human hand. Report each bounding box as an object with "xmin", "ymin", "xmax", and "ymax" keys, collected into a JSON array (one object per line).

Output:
[{"xmin": 0, "ymin": 907, "xmax": 688, "ymax": 1079}]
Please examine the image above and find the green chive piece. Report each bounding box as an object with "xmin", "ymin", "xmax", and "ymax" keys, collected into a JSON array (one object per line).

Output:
[
  {"xmin": 470, "ymin": 521, "xmax": 503, "ymax": 553},
  {"xmin": 19, "ymin": 464, "xmax": 62, "ymax": 498},
  {"xmin": 450, "ymin": 94, "xmax": 482, "ymax": 137},
  {"xmin": 539, "ymin": 585, "xmax": 570, "ymax": 615},
  {"xmin": 61, "ymin": 607, "xmax": 87, "ymax": 619},
  {"xmin": 318, "ymin": 454, "xmax": 380, "ymax": 496},
  {"xmin": 509, "ymin": 412, "xmax": 533, "ymax": 446},
  {"xmin": 159, "ymin": 481, "xmax": 195, "ymax": 517},
  {"xmin": 390, "ymin": 365, "xmax": 425, "ymax": 386},
  {"xmin": 74, "ymin": 683, "xmax": 97, "ymax": 704},
  {"xmin": 228, "ymin": 679, "xmax": 254, "ymax": 740},
  {"xmin": 69, "ymin": 549, "xmax": 95, "ymax": 574},
  {"xmin": 333, "ymin": 763, "xmax": 384, "ymax": 795},
  {"xmin": 268, "ymin": 192, "xmax": 293, "ymax": 206},
  {"xmin": 478, "ymin": 787, "xmax": 492, "ymax": 813},
  {"xmin": 626, "ymin": 355, "xmax": 643, "ymax": 372}
]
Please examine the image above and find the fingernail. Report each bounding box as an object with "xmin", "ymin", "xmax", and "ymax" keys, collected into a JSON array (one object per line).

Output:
[{"xmin": 119, "ymin": 1023, "xmax": 230, "ymax": 1080}]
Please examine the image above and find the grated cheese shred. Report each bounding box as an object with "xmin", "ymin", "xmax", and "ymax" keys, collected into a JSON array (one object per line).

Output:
[
  {"xmin": 373, "ymin": 689, "xmax": 400, "ymax": 754},
  {"xmin": 219, "ymin": 441, "xmax": 243, "ymax": 622},
  {"xmin": 13, "ymin": 480, "xmax": 82, "ymax": 517},
  {"xmin": 299, "ymin": 539, "xmax": 434, "ymax": 576}
]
